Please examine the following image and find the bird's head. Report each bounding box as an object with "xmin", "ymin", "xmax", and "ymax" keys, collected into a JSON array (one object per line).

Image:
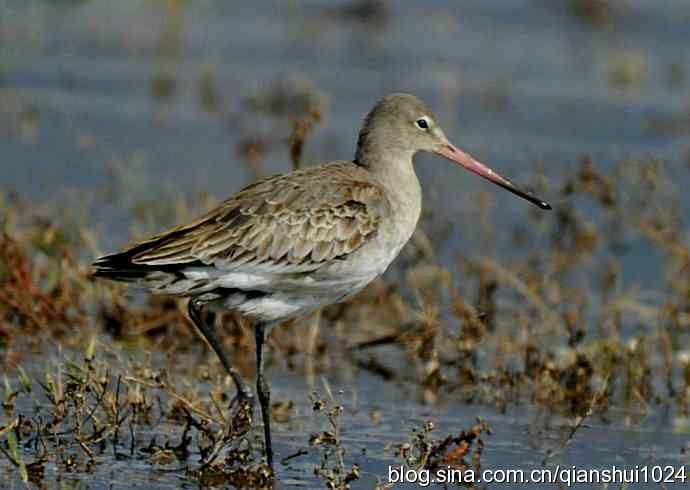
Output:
[{"xmin": 356, "ymin": 93, "xmax": 551, "ymax": 210}]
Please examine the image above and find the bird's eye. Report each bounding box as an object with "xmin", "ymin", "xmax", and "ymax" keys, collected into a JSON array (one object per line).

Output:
[{"xmin": 415, "ymin": 118, "xmax": 429, "ymax": 130}]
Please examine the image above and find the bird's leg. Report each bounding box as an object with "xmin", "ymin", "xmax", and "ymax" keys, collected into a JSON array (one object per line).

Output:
[
  {"xmin": 187, "ymin": 299, "xmax": 253, "ymax": 411},
  {"xmin": 254, "ymin": 322, "xmax": 273, "ymax": 468}
]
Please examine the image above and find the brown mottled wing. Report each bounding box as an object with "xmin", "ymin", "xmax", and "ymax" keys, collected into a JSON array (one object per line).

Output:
[{"xmin": 126, "ymin": 162, "xmax": 387, "ymax": 272}]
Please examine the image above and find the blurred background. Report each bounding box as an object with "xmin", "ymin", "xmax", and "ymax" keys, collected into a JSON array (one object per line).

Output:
[
  {"xmin": 2, "ymin": 1, "xmax": 688, "ymax": 244},
  {"xmin": 1, "ymin": 1, "xmax": 690, "ymax": 488}
]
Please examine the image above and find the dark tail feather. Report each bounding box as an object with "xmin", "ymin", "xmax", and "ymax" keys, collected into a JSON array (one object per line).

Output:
[
  {"xmin": 91, "ymin": 214, "xmax": 214, "ymax": 284},
  {"xmin": 92, "ymin": 251, "xmax": 204, "ymax": 284},
  {"xmin": 91, "ymin": 252, "xmax": 150, "ymax": 283},
  {"xmin": 91, "ymin": 267, "xmax": 148, "ymax": 282}
]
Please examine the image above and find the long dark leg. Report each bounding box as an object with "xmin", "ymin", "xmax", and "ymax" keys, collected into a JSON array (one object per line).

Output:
[
  {"xmin": 188, "ymin": 298, "xmax": 252, "ymax": 404},
  {"xmin": 254, "ymin": 322, "xmax": 273, "ymax": 467}
]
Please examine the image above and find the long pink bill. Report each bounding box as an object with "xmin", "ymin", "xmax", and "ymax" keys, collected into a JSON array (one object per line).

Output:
[{"xmin": 435, "ymin": 144, "xmax": 551, "ymax": 210}]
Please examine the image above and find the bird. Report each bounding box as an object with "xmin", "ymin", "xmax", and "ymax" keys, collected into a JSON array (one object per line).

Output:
[{"xmin": 92, "ymin": 93, "xmax": 551, "ymax": 469}]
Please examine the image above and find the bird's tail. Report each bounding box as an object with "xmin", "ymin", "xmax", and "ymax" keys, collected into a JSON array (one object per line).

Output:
[
  {"xmin": 91, "ymin": 252, "xmax": 152, "ymax": 283},
  {"xmin": 92, "ymin": 247, "xmax": 213, "ymax": 296},
  {"xmin": 92, "ymin": 220, "xmax": 209, "ymax": 292}
]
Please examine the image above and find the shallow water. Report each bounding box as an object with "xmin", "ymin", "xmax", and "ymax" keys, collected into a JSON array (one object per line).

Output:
[{"xmin": 1, "ymin": 1, "xmax": 690, "ymax": 488}]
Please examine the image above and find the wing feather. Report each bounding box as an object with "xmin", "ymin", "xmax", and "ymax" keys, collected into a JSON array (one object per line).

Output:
[{"xmin": 116, "ymin": 162, "xmax": 388, "ymax": 275}]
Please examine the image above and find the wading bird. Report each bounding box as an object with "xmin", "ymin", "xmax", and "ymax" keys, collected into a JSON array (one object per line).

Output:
[{"xmin": 93, "ymin": 93, "xmax": 551, "ymax": 468}]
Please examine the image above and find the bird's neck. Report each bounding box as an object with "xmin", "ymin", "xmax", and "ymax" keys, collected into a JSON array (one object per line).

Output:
[
  {"xmin": 356, "ymin": 148, "xmax": 422, "ymax": 255},
  {"xmin": 356, "ymin": 147, "xmax": 422, "ymax": 224},
  {"xmin": 355, "ymin": 144, "xmax": 418, "ymax": 186}
]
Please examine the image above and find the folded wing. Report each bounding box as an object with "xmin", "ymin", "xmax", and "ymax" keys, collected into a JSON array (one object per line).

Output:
[{"xmin": 93, "ymin": 162, "xmax": 387, "ymax": 286}]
